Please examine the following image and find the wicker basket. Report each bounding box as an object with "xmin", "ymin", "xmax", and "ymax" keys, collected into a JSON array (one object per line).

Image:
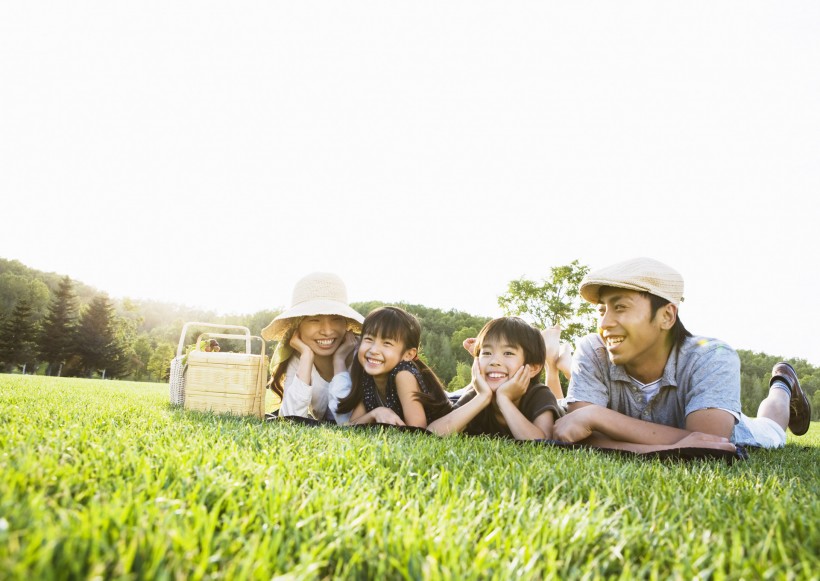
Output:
[
  {"xmin": 169, "ymin": 322, "xmax": 260, "ymax": 408},
  {"xmin": 184, "ymin": 331, "xmax": 267, "ymax": 419},
  {"xmin": 169, "ymin": 356, "xmax": 186, "ymax": 405}
]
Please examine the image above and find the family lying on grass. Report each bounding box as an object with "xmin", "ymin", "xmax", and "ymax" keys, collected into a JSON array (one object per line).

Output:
[{"xmin": 261, "ymin": 258, "xmax": 812, "ymax": 454}]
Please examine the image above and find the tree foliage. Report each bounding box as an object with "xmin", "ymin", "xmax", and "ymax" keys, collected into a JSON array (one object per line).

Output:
[
  {"xmin": 38, "ymin": 276, "xmax": 80, "ymax": 376},
  {"xmin": 447, "ymin": 361, "xmax": 472, "ymax": 392},
  {"xmin": 0, "ymin": 298, "xmax": 40, "ymax": 372},
  {"xmin": 497, "ymin": 260, "xmax": 597, "ymax": 347},
  {"xmin": 0, "ymin": 272, "xmax": 50, "ymax": 319},
  {"xmin": 76, "ymin": 295, "xmax": 128, "ymax": 378},
  {"xmin": 1, "ymin": 256, "xmax": 818, "ymax": 422},
  {"xmin": 147, "ymin": 343, "xmax": 175, "ymax": 381}
]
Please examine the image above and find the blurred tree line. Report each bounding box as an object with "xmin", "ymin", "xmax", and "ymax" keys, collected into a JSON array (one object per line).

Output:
[{"xmin": 1, "ymin": 257, "xmax": 818, "ymax": 420}]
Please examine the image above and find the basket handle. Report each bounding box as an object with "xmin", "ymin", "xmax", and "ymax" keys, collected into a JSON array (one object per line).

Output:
[
  {"xmin": 195, "ymin": 333, "xmax": 265, "ymax": 356},
  {"xmin": 176, "ymin": 322, "xmax": 251, "ymax": 357}
]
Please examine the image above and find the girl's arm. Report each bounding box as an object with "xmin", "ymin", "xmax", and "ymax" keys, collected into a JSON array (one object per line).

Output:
[
  {"xmin": 349, "ymin": 402, "xmax": 406, "ymax": 426},
  {"xmin": 328, "ymin": 372, "xmax": 352, "ymax": 425},
  {"xmin": 279, "ymin": 356, "xmax": 313, "ymax": 418},
  {"xmin": 332, "ymin": 332, "xmax": 358, "ymax": 376},
  {"xmin": 290, "ymin": 331, "xmax": 315, "ymax": 385},
  {"xmin": 427, "ymin": 360, "xmax": 493, "ymax": 436},
  {"xmin": 395, "ymin": 370, "xmax": 430, "ymax": 428},
  {"xmin": 495, "ymin": 396, "xmax": 553, "ymax": 440},
  {"xmin": 328, "ymin": 332, "xmax": 358, "ymax": 424}
]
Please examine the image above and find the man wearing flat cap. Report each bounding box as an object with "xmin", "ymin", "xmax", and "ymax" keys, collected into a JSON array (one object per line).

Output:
[{"xmin": 553, "ymin": 257, "xmax": 811, "ymax": 452}]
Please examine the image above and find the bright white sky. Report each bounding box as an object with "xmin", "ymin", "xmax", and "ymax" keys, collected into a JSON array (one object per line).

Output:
[{"xmin": 2, "ymin": 2, "xmax": 819, "ymax": 365}]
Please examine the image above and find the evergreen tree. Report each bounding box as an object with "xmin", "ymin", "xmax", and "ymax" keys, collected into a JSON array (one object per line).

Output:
[
  {"xmin": 0, "ymin": 298, "xmax": 40, "ymax": 372},
  {"xmin": 77, "ymin": 294, "xmax": 123, "ymax": 378},
  {"xmin": 39, "ymin": 276, "xmax": 79, "ymax": 376}
]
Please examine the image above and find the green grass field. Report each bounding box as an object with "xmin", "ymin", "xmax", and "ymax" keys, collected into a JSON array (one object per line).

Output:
[{"xmin": 1, "ymin": 374, "xmax": 818, "ymax": 580}]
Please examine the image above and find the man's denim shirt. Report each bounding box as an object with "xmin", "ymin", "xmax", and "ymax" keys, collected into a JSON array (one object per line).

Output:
[{"xmin": 566, "ymin": 333, "xmax": 742, "ymax": 430}]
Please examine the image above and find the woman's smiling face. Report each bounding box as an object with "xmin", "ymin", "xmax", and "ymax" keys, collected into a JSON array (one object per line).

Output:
[{"xmin": 297, "ymin": 315, "xmax": 348, "ymax": 356}]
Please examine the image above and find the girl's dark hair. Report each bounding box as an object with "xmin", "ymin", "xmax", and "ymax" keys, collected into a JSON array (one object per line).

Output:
[
  {"xmin": 474, "ymin": 317, "xmax": 546, "ymax": 387},
  {"xmin": 338, "ymin": 306, "xmax": 452, "ymax": 418}
]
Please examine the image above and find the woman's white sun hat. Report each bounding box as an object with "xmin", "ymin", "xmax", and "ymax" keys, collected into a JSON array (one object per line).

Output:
[{"xmin": 261, "ymin": 272, "xmax": 364, "ymax": 341}]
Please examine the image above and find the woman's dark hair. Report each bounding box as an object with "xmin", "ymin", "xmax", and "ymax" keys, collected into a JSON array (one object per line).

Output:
[
  {"xmin": 267, "ymin": 319, "xmax": 305, "ymax": 399},
  {"xmin": 338, "ymin": 306, "xmax": 452, "ymax": 418},
  {"xmin": 642, "ymin": 292, "xmax": 692, "ymax": 346},
  {"xmin": 474, "ymin": 317, "xmax": 546, "ymax": 387},
  {"xmin": 269, "ymin": 360, "xmax": 288, "ymax": 399}
]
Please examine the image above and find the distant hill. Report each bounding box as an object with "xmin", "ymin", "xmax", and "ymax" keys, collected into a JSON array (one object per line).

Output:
[{"xmin": 1, "ymin": 257, "xmax": 817, "ymax": 421}]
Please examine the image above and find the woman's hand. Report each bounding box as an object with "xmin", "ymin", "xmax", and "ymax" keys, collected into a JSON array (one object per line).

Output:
[
  {"xmin": 334, "ymin": 331, "xmax": 358, "ymax": 367},
  {"xmin": 289, "ymin": 330, "xmax": 311, "ymax": 356}
]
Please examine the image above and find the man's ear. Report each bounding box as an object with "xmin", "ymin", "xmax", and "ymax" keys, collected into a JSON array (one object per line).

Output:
[
  {"xmin": 659, "ymin": 304, "xmax": 677, "ymax": 330},
  {"xmin": 402, "ymin": 347, "xmax": 418, "ymax": 361},
  {"xmin": 527, "ymin": 363, "xmax": 543, "ymax": 378}
]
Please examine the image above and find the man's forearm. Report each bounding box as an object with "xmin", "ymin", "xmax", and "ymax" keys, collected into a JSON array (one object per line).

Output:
[{"xmin": 586, "ymin": 406, "xmax": 691, "ymax": 445}]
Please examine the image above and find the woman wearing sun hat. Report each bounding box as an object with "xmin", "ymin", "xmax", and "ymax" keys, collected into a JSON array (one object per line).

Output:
[{"xmin": 262, "ymin": 272, "xmax": 364, "ymax": 423}]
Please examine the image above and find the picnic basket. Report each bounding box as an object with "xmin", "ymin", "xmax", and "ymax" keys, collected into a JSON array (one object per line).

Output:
[{"xmin": 170, "ymin": 323, "xmax": 268, "ymax": 418}]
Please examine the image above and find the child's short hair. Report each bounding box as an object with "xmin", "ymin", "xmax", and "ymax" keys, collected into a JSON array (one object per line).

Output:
[{"xmin": 474, "ymin": 317, "xmax": 547, "ymax": 368}]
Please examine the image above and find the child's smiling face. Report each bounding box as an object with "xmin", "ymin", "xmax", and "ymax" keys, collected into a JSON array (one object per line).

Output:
[
  {"xmin": 298, "ymin": 315, "xmax": 348, "ymax": 356},
  {"xmin": 477, "ymin": 337, "xmax": 528, "ymax": 388},
  {"xmin": 358, "ymin": 333, "xmax": 416, "ymax": 382}
]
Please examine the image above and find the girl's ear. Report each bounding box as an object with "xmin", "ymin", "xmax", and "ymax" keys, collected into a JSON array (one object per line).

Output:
[
  {"xmin": 527, "ymin": 363, "xmax": 543, "ymax": 379},
  {"xmin": 402, "ymin": 347, "xmax": 418, "ymax": 361}
]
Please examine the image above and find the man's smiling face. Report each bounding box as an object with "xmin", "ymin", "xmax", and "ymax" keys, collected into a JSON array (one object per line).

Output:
[{"xmin": 597, "ymin": 287, "xmax": 674, "ymax": 382}]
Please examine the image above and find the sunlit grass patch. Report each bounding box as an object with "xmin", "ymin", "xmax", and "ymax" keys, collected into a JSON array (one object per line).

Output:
[{"xmin": 1, "ymin": 374, "xmax": 818, "ymax": 580}]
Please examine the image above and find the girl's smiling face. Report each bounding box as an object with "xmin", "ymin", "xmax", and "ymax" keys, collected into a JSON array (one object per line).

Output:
[
  {"xmin": 358, "ymin": 333, "xmax": 416, "ymax": 381},
  {"xmin": 477, "ymin": 337, "xmax": 528, "ymax": 388},
  {"xmin": 297, "ymin": 315, "xmax": 348, "ymax": 356}
]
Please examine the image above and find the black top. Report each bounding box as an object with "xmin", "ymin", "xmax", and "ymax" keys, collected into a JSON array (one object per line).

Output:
[
  {"xmin": 362, "ymin": 360, "xmax": 444, "ymax": 424},
  {"xmin": 454, "ymin": 383, "xmax": 564, "ymax": 437}
]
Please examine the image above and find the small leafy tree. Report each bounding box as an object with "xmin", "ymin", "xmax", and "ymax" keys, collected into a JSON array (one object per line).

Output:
[
  {"xmin": 497, "ymin": 260, "xmax": 597, "ymax": 347},
  {"xmin": 130, "ymin": 335, "xmax": 155, "ymax": 381},
  {"xmin": 450, "ymin": 326, "xmax": 479, "ymax": 365},
  {"xmin": 39, "ymin": 276, "xmax": 80, "ymax": 376},
  {"xmin": 147, "ymin": 342, "xmax": 175, "ymax": 381},
  {"xmin": 447, "ymin": 361, "xmax": 472, "ymax": 392}
]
